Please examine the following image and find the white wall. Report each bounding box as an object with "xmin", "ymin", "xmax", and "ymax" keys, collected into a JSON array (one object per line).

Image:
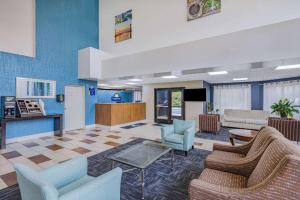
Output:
[
  {"xmin": 100, "ymin": 0, "xmax": 300, "ymax": 57},
  {"xmin": 0, "ymin": 0, "xmax": 35, "ymax": 57},
  {"xmin": 142, "ymin": 81, "xmax": 203, "ymax": 128}
]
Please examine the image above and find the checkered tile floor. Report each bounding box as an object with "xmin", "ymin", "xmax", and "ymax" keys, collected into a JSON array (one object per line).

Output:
[{"xmin": 0, "ymin": 123, "xmax": 226, "ymax": 190}]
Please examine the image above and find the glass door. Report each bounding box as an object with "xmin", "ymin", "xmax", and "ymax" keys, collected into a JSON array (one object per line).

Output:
[
  {"xmin": 155, "ymin": 89, "xmax": 170, "ymax": 124},
  {"xmin": 155, "ymin": 88, "xmax": 185, "ymax": 124},
  {"xmin": 171, "ymin": 88, "xmax": 185, "ymax": 120}
]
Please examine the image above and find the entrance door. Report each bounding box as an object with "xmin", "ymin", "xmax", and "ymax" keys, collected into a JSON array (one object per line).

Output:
[
  {"xmin": 154, "ymin": 88, "xmax": 185, "ymax": 124},
  {"xmin": 64, "ymin": 86, "xmax": 85, "ymax": 131}
]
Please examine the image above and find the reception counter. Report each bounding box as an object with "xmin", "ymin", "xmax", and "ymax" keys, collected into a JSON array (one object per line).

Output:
[{"xmin": 95, "ymin": 103, "xmax": 146, "ymax": 126}]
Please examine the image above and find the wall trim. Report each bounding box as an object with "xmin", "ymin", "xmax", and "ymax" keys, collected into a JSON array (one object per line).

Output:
[{"xmin": 7, "ymin": 131, "xmax": 55, "ymax": 144}]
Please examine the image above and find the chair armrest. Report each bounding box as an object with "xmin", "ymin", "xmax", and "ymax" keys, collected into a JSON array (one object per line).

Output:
[
  {"xmin": 205, "ymin": 153, "xmax": 262, "ymax": 177},
  {"xmin": 183, "ymin": 127, "xmax": 195, "ymax": 150},
  {"xmin": 161, "ymin": 125, "xmax": 174, "ymax": 139},
  {"xmin": 39, "ymin": 156, "xmax": 87, "ymax": 189},
  {"xmin": 59, "ymin": 167, "xmax": 122, "ymax": 200},
  {"xmin": 213, "ymin": 139, "xmax": 253, "ymax": 155}
]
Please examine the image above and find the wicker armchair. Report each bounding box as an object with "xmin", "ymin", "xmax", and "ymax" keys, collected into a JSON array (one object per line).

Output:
[
  {"xmin": 205, "ymin": 126, "xmax": 283, "ymax": 177},
  {"xmin": 189, "ymin": 137, "xmax": 300, "ymax": 200}
]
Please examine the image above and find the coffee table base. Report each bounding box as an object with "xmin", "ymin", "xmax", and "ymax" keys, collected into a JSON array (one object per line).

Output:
[{"xmin": 111, "ymin": 149, "xmax": 174, "ymax": 199}]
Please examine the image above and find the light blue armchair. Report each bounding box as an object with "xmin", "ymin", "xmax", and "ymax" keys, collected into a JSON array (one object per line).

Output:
[
  {"xmin": 15, "ymin": 156, "xmax": 122, "ymax": 200},
  {"xmin": 161, "ymin": 119, "xmax": 196, "ymax": 156}
]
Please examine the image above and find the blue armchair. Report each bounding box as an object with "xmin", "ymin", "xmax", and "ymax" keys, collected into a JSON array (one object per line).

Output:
[
  {"xmin": 15, "ymin": 156, "xmax": 122, "ymax": 200},
  {"xmin": 161, "ymin": 119, "xmax": 196, "ymax": 156}
]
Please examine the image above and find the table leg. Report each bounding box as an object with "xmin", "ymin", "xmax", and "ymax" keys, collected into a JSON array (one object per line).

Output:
[
  {"xmin": 141, "ymin": 169, "xmax": 145, "ymax": 199},
  {"xmin": 230, "ymin": 136, "xmax": 235, "ymax": 146}
]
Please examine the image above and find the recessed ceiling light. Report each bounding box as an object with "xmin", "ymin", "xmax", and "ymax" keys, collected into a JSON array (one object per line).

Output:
[
  {"xmin": 233, "ymin": 77, "xmax": 248, "ymax": 81},
  {"xmin": 125, "ymin": 82, "xmax": 138, "ymax": 85},
  {"xmin": 161, "ymin": 75, "xmax": 178, "ymax": 79},
  {"xmin": 128, "ymin": 78, "xmax": 143, "ymax": 82},
  {"xmin": 208, "ymin": 71, "xmax": 228, "ymax": 75},
  {"xmin": 275, "ymin": 64, "xmax": 300, "ymax": 70}
]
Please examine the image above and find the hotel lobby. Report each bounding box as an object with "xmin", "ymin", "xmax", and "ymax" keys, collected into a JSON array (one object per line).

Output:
[{"xmin": 0, "ymin": 0, "xmax": 300, "ymax": 200}]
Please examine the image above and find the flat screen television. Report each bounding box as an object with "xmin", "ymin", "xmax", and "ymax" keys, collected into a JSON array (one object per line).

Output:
[{"xmin": 184, "ymin": 88, "xmax": 206, "ymax": 102}]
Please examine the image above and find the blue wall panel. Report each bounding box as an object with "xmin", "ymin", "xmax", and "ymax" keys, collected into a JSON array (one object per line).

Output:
[
  {"xmin": 0, "ymin": 0, "xmax": 99, "ymax": 139},
  {"xmin": 97, "ymin": 90, "xmax": 134, "ymax": 103}
]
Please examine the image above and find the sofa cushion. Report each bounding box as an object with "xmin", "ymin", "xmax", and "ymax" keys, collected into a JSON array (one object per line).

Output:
[
  {"xmin": 223, "ymin": 116, "xmax": 246, "ymax": 123},
  {"xmin": 58, "ymin": 176, "xmax": 95, "ymax": 196},
  {"xmin": 164, "ymin": 134, "xmax": 184, "ymax": 144},
  {"xmin": 247, "ymin": 138, "xmax": 300, "ymax": 187},
  {"xmin": 224, "ymin": 109, "xmax": 269, "ymax": 120},
  {"xmin": 244, "ymin": 119, "xmax": 267, "ymax": 125},
  {"xmin": 207, "ymin": 150, "xmax": 245, "ymax": 161},
  {"xmin": 199, "ymin": 168, "xmax": 247, "ymax": 188}
]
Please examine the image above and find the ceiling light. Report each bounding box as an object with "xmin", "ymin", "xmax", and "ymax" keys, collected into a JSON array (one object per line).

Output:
[
  {"xmin": 128, "ymin": 78, "xmax": 143, "ymax": 82},
  {"xmin": 111, "ymin": 85, "xmax": 124, "ymax": 88},
  {"xmin": 125, "ymin": 82, "xmax": 138, "ymax": 85},
  {"xmin": 161, "ymin": 75, "xmax": 178, "ymax": 79},
  {"xmin": 98, "ymin": 83, "xmax": 108, "ymax": 87},
  {"xmin": 208, "ymin": 71, "xmax": 228, "ymax": 75},
  {"xmin": 275, "ymin": 64, "xmax": 300, "ymax": 70},
  {"xmin": 233, "ymin": 77, "xmax": 248, "ymax": 81}
]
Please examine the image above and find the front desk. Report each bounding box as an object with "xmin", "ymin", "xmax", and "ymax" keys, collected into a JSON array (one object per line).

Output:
[{"xmin": 95, "ymin": 103, "xmax": 146, "ymax": 126}]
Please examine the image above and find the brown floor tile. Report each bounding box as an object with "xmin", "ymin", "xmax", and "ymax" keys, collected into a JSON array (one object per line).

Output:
[
  {"xmin": 2, "ymin": 151, "xmax": 22, "ymax": 159},
  {"xmin": 28, "ymin": 155, "xmax": 51, "ymax": 164},
  {"xmin": 46, "ymin": 144, "xmax": 64, "ymax": 151},
  {"xmin": 40, "ymin": 136, "xmax": 52, "ymax": 140},
  {"xmin": 57, "ymin": 137, "xmax": 72, "ymax": 142},
  {"xmin": 80, "ymin": 139, "xmax": 96, "ymax": 144},
  {"xmin": 90, "ymin": 129, "xmax": 102, "ymax": 132},
  {"xmin": 106, "ymin": 135, "xmax": 121, "ymax": 139},
  {"xmin": 72, "ymin": 147, "xmax": 91, "ymax": 154},
  {"xmin": 1, "ymin": 172, "xmax": 17, "ymax": 187},
  {"xmin": 109, "ymin": 131, "xmax": 120, "ymax": 134},
  {"xmin": 104, "ymin": 141, "xmax": 120, "ymax": 147},
  {"xmin": 86, "ymin": 133, "xmax": 99, "ymax": 137},
  {"xmin": 23, "ymin": 142, "xmax": 39, "ymax": 148}
]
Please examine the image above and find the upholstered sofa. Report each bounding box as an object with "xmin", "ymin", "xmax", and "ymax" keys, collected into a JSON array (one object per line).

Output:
[
  {"xmin": 189, "ymin": 127, "xmax": 300, "ymax": 200},
  {"xmin": 222, "ymin": 109, "xmax": 269, "ymax": 130}
]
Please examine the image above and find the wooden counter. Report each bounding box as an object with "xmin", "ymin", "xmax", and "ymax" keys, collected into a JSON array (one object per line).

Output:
[{"xmin": 95, "ymin": 103, "xmax": 146, "ymax": 126}]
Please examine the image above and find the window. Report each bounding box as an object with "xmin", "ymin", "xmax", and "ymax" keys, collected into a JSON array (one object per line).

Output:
[
  {"xmin": 133, "ymin": 90, "xmax": 142, "ymax": 102},
  {"xmin": 213, "ymin": 84, "xmax": 251, "ymax": 114},
  {"xmin": 264, "ymin": 80, "xmax": 300, "ymax": 118}
]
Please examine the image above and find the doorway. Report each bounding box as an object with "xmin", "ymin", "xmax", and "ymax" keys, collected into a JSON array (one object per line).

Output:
[
  {"xmin": 154, "ymin": 88, "xmax": 185, "ymax": 124},
  {"xmin": 64, "ymin": 85, "xmax": 85, "ymax": 131}
]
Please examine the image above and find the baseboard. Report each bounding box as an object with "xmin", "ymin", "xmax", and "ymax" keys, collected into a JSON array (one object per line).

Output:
[{"xmin": 7, "ymin": 131, "xmax": 55, "ymax": 144}]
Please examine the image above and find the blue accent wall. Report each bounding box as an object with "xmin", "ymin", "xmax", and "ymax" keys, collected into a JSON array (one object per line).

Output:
[
  {"xmin": 97, "ymin": 90, "xmax": 134, "ymax": 103},
  {"xmin": 0, "ymin": 0, "xmax": 99, "ymax": 139}
]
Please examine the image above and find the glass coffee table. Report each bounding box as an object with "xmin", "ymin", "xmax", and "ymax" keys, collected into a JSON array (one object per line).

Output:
[{"xmin": 107, "ymin": 140, "xmax": 174, "ymax": 199}]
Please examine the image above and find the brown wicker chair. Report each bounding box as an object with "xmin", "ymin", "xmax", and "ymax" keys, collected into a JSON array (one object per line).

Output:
[
  {"xmin": 204, "ymin": 126, "xmax": 283, "ymax": 177},
  {"xmin": 189, "ymin": 137, "xmax": 300, "ymax": 200}
]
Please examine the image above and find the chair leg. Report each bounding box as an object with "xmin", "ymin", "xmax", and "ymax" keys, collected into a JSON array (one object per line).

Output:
[
  {"xmin": 192, "ymin": 145, "xmax": 194, "ymax": 149},
  {"xmin": 185, "ymin": 151, "xmax": 188, "ymax": 156}
]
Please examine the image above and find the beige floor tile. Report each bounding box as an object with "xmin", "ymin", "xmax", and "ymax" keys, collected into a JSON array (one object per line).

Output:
[
  {"xmin": 0, "ymin": 178, "xmax": 7, "ymax": 190},
  {"xmin": 0, "ymin": 163, "xmax": 15, "ymax": 176}
]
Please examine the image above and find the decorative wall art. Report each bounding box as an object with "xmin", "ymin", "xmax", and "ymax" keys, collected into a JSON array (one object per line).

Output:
[
  {"xmin": 187, "ymin": 0, "xmax": 221, "ymax": 21},
  {"xmin": 16, "ymin": 77, "xmax": 56, "ymax": 98},
  {"xmin": 115, "ymin": 9, "xmax": 132, "ymax": 43}
]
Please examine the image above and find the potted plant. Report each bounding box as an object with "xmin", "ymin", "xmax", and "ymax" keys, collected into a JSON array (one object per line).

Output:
[
  {"xmin": 207, "ymin": 102, "xmax": 213, "ymax": 114},
  {"xmin": 271, "ymin": 98, "xmax": 299, "ymax": 118},
  {"xmin": 215, "ymin": 108, "xmax": 220, "ymax": 114}
]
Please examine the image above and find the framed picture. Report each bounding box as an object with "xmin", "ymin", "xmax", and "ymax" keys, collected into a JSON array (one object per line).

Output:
[
  {"xmin": 16, "ymin": 77, "xmax": 56, "ymax": 98},
  {"xmin": 187, "ymin": 0, "xmax": 221, "ymax": 21},
  {"xmin": 115, "ymin": 9, "xmax": 132, "ymax": 43}
]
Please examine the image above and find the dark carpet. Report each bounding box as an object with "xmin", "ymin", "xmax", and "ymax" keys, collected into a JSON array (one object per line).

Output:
[
  {"xmin": 196, "ymin": 127, "xmax": 243, "ymax": 144},
  {"xmin": 0, "ymin": 138, "xmax": 211, "ymax": 200},
  {"xmin": 121, "ymin": 122, "xmax": 147, "ymax": 129}
]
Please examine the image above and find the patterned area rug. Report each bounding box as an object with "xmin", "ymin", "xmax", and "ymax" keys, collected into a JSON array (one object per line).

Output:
[
  {"xmin": 196, "ymin": 127, "xmax": 243, "ymax": 144},
  {"xmin": 0, "ymin": 139, "xmax": 211, "ymax": 200}
]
